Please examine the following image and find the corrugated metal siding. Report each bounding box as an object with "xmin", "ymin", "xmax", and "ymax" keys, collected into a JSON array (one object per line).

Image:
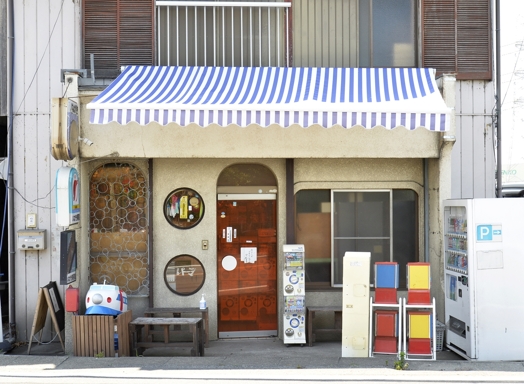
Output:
[
  {"xmin": 12, "ymin": 0, "xmax": 78, "ymax": 341},
  {"xmin": 292, "ymin": 0, "xmax": 357, "ymax": 67},
  {"xmin": 451, "ymin": 80, "xmax": 496, "ymax": 198}
]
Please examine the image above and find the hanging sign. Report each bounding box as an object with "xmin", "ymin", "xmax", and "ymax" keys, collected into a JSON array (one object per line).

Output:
[{"xmin": 56, "ymin": 167, "xmax": 80, "ymax": 226}]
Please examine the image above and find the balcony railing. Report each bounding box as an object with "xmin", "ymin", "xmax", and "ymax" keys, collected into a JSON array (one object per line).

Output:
[{"xmin": 156, "ymin": 1, "xmax": 291, "ymax": 67}]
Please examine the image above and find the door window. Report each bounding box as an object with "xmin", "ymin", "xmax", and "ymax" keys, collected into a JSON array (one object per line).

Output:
[{"xmin": 89, "ymin": 163, "xmax": 149, "ymax": 296}]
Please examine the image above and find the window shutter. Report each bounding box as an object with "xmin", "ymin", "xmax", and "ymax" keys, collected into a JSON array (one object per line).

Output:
[
  {"xmin": 422, "ymin": 0, "xmax": 492, "ymax": 80},
  {"xmin": 83, "ymin": 0, "xmax": 154, "ymax": 77}
]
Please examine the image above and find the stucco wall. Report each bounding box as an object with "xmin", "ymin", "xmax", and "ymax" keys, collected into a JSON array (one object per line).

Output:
[
  {"xmin": 151, "ymin": 158, "xmax": 286, "ymax": 341},
  {"xmin": 68, "ymin": 156, "xmax": 429, "ymax": 345}
]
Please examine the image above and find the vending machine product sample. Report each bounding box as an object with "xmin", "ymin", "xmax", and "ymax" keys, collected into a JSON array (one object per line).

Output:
[{"xmin": 283, "ymin": 244, "xmax": 306, "ymax": 345}]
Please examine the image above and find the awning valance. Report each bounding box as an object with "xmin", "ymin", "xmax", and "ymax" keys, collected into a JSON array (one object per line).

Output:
[{"xmin": 87, "ymin": 66, "xmax": 451, "ymax": 131}]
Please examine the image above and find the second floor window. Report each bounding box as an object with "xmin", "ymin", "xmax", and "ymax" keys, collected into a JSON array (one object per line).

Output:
[
  {"xmin": 292, "ymin": 0, "xmax": 417, "ymax": 68},
  {"xmin": 358, "ymin": 0, "xmax": 417, "ymax": 67}
]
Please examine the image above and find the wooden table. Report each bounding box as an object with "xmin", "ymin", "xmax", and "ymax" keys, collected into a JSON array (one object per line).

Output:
[
  {"xmin": 306, "ymin": 306, "xmax": 343, "ymax": 347},
  {"xmin": 129, "ymin": 317, "xmax": 204, "ymax": 356},
  {"xmin": 144, "ymin": 307, "xmax": 209, "ymax": 347}
]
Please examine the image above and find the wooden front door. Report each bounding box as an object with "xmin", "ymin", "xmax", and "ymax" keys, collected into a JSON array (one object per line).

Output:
[{"xmin": 217, "ymin": 196, "xmax": 277, "ymax": 338}]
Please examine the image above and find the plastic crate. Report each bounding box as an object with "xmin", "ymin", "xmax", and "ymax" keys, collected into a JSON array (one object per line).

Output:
[{"xmin": 435, "ymin": 321, "xmax": 446, "ymax": 352}]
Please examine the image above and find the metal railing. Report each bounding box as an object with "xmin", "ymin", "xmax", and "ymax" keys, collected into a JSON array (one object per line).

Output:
[{"xmin": 156, "ymin": 1, "xmax": 291, "ymax": 67}]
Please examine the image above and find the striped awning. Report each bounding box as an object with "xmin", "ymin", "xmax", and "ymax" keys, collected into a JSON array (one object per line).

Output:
[{"xmin": 87, "ymin": 66, "xmax": 451, "ymax": 131}]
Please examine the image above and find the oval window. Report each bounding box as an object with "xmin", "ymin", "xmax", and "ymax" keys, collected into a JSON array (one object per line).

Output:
[
  {"xmin": 163, "ymin": 188, "xmax": 205, "ymax": 229},
  {"xmin": 164, "ymin": 255, "xmax": 206, "ymax": 296}
]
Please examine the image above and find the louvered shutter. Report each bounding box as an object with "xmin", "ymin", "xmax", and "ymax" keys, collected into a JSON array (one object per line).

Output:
[
  {"xmin": 83, "ymin": 0, "xmax": 154, "ymax": 77},
  {"xmin": 422, "ymin": 0, "xmax": 492, "ymax": 80}
]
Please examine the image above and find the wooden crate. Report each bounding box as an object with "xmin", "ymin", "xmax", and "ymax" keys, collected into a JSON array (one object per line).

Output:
[{"xmin": 72, "ymin": 310, "xmax": 132, "ymax": 357}]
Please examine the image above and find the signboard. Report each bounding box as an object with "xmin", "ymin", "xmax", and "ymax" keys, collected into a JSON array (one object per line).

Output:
[
  {"xmin": 476, "ymin": 224, "xmax": 502, "ymax": 242},
  {"xmin": 55, "ymin": 167, "xmax": 80, "ymax": 226}
]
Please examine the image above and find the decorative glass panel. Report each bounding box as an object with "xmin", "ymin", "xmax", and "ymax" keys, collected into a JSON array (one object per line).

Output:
[
  {"xmin": 89, "ymin": 163, "xmax": 149, "ymax": 296},
  {"xmin": 164, "ymin": 255, "xmax": 206, "ymax": 296},
  {"xmin": 164, "ymin": 188, "xmax": 205, "ymax": 229}
]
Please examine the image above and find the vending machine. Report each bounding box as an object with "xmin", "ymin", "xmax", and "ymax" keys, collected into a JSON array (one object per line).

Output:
[
  {"xmin": 283, "ymin": 244, "xmax": 306, "ymax": 345},
  {"xmin": 443, "ymin": 198, "xmax": 524, "ymax": 361}
]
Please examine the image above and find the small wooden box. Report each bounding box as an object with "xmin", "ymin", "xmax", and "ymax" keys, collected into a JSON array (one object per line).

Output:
[{"xmin": 72, "ymin": 310, "xmax": 132, "ymax": 357}]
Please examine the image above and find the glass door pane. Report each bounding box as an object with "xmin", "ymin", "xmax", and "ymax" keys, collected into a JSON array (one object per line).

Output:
[{"xmin": 217, "ymin": 198, "xmax": 277, "ymax": 337}]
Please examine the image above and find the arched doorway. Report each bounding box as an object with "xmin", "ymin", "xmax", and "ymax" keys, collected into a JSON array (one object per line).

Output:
[{"xmin": 217, "ymin": 164, "xmax": 278, "ymax": 338}]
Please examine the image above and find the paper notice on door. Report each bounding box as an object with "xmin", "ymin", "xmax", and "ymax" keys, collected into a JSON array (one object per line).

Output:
[{"xmin": 241, "ymin": 247, "xmax": 257, "ymax": 263}]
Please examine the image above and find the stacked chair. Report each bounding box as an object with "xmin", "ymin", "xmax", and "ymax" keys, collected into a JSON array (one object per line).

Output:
[
  {"xmin": 402, "ymin": 262, "xmax": 436, "ymax": 360},
  {"xmin": 368, "ymin": 262, "xmax": 401, "ymax": 357}
]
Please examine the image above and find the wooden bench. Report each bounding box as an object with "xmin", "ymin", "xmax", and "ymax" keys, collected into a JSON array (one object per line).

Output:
[
  {"xmin": 306, "ymin": 306, "xmax": 342, "ymax": 347},
  {"xmin": 144, "ymin": 307, "xmax": 209, "ymax": 347},
  {"xmin": 129, "ymin": 317, "xmax": 204, "ymax": 356}
]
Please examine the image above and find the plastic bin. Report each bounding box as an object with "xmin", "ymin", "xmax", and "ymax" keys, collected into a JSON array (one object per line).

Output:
[{"xmin": 435, "ymin": 320, "xmax": 446, "ymax": 352}]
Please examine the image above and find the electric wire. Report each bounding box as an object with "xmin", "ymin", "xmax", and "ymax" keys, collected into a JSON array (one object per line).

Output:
[{"xmin": 1, "ymin": 0, "xmax": 67, "ymax": 214}]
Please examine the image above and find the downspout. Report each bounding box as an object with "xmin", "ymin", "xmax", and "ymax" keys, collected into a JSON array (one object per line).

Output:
[
  {"xmin": 148, "ymin": 159, "xmax": 154, "ymax": 308},
  {"xmin": 424, "ymin": 159, "xmax": 429, "ymax": 263},
  {"xmin": 6, "ymin": 0, "xmax": 16, "ymax": 341},
  {"xmin": 495, "ymin": 0, "xmax": 502, "ymax": 197},
  {"xmin": 285, "ymin": 159, "xmax": 295, "ymax": 244}
]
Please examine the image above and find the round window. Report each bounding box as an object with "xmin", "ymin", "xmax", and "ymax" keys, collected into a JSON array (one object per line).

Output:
[
  {"xmin": 163, "ymin": 188, "xmax": 205, "ymax": 229},
  {"xmin": 164, "ymin": 255, "xmax": 206, "ymax": 296}
]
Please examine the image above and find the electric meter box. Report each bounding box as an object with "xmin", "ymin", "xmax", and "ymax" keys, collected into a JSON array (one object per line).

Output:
[{"xmin": 17, "ymin": 229, "xmax": 47, "ymax": 251}]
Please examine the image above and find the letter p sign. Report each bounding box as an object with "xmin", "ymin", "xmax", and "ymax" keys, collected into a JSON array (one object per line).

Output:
[
  {"xmin": 476, "ymin": 224, "xmax": 502, "ymax": 242},
  {"xmin": 477, "ymin": 225, "xmax": 492, "ymax": 241}
]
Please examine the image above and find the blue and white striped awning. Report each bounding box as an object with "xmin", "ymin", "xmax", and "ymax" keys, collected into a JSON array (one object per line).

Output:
[{"xmin": 87, "ymin": 66, "xmax": 451, "ymax": 131}]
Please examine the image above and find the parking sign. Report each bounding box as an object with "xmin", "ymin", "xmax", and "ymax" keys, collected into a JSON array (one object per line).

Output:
[{"xmin": 476, "ymin": 224, "xmax": 502, "ymax": 242}]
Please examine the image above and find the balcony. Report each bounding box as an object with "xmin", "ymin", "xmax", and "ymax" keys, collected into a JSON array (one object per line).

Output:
[{"xmin": 156, "ymin": 0, "xmax": 291, "ymax": 67}]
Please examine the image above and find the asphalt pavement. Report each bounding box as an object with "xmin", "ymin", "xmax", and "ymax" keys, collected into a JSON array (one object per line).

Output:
[{"xmin": 0, "ymin": 338, "xmax": 523, "ymax": 383}]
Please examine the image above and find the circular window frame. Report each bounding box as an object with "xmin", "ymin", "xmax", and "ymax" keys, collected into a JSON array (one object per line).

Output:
[
  {"xmin": 163, "ymin": 187, "xmax": 205, "ymax": 229},
  {"xmin": 164, "ymin": 254, "xmax": 206, "ymax": 296}
]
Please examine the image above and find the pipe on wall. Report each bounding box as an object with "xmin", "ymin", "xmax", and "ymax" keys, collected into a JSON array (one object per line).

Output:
[
  {"xmin": 496, "ymin": 0, "xmax": 502, "ymax": 197},
  {"xmin": 424, "ymin": 158, "xmax": 429, "ymax": 263},
  {"xmin": 6, "ymin": 0, "xmax": 16, "ymax": 341}
]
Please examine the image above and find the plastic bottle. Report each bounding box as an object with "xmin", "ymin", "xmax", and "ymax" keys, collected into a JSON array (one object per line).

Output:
[
  {"xmin": 199, "ymin": 294, "xmax": 206, "ymax": 309},
  {"xmin": 113, "ymin": 324, "xmax": 119, "ymax": 357},
  {"xmin": 114, "ymin": 333, "xmax": 119, "ymax": 357}
]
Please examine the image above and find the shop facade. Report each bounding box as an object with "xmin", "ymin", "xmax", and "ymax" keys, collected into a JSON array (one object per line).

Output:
[
  {"xmin": 55, "ymin": 68, "xmax": 456, "ymax": 351},
  {"xmin": 3, "ymin": 0, "xmax": 496, "ymax": 352}
]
